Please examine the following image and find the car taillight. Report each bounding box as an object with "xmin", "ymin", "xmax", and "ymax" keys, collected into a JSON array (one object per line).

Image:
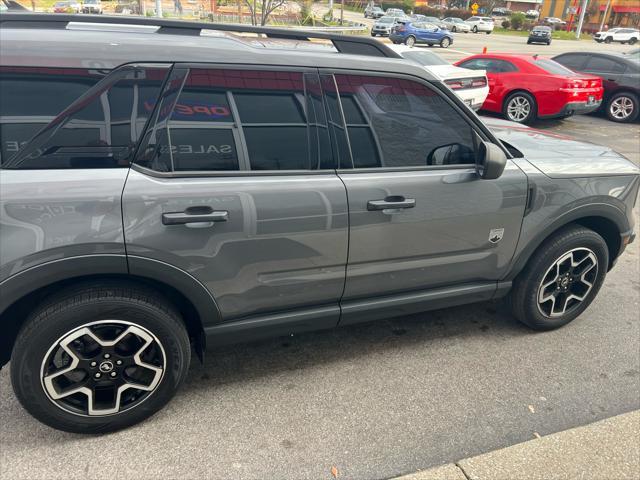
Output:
[
  {"xmin": 445, "ymin": 79, "xmax": 465, "ymax": 90},
  {"xmin": 471, "ymin": 77, "xmax": 487, "ymax": 88}
]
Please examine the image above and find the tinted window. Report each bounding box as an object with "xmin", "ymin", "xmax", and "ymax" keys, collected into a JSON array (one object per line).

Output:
[
  {"xmin": 2, "ymin": 66, "xmax": 168, "ymax": 169},
  {"xmin": 554, "ymin": 53, "xmax": 587, "ymax": 70},
  {"xmin": 459, "ymin": 58, "xmax": 517, "ymax": 73},
  {"xmin": 584, "ymin": 56, "xmax": 626, "ymax": 74},
  {"xmin": 533, "ymin": 58, "xmax": 577, "ymax": 75},
  {"xmin": 0, "ymin": 67, "xmax": 103, "ymax": 165},
  {"xmin": 401, "ymin": 50, "xmax": 449, "ymax": 66},
  {"xmin": 333, "ymin": 74, "xmax": 477, "ymax": 168},
  {"xmin": 136, "ymin": 69, "xmax": 332, "ymax": 172}
]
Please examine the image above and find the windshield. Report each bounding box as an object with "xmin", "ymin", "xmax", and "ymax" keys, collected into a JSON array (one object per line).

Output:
[
  {"xmin": 378, "ymin": 17, "xmax": 395, "ymax": 23},
  {"xmin": 54, "ymin": 1, "xmax": 69, "ymax": 6},
  {"xmin": 401, "ymin": 50, "xmax": 448, "ymax": 66},
  {"xmin": 533, "ymin": 58, "xmax": 577, "ymax": 75},
  {"xmin": 424, "ymin": 17, "xmax": 439, "ymax": 22}
]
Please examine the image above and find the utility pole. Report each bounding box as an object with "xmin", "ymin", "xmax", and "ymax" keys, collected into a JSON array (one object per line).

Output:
[
  {"xmin": 575, "ymin": 0, "xmax": 588, "ymax": 39},
  {"xmin": 329, "ymin": 0, "xmax": 333, "ymax": 13},
  {"xmin": 340, "ymin": 0, "xmax": 344, "ymax": 25},
  {"xmin": 155, "ymin": 0, "xmax": 162, "ymax": 17},
  {"xmin": 599, "ymin": 0, "xmax": 611, "ymax": 31}
]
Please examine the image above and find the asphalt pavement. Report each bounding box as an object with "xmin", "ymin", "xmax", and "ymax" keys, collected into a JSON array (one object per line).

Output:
[{"xmin": 1, "ymin": 26, "xmax": 639, "ymax": 480}]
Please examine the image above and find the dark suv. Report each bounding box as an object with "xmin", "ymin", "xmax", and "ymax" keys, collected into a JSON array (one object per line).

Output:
[{"xmin": 0, "ymin": 13, "xmax": 638, "ymax": 434}]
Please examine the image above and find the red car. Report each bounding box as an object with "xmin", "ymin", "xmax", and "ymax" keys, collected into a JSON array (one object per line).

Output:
[{"xmin": 455, "ymin": 54, "xmax": 603, "ymax": 123}]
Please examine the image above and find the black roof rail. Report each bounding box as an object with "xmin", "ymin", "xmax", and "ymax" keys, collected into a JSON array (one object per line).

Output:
[{"xmin": 0, "ymin": 13, "xmax": 402, "ymax": 59}]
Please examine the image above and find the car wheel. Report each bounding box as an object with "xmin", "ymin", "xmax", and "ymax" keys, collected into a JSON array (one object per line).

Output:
[
  {"xmin": 606, "ymin": 91, "xmax": 639, "ymax": 123},
  {"xmin": 510, "ymin": 225, "xmax": 608, "ymax": 330},
  {"xmin": 427, "ymin": 43, "xmax": 434, "ymax": 47},
  {"xmin": 405, "ymin": 35, "xmax": 416, "ymax": 47},
  {"xmin": 452, "ymin": 26, "xmax": 457, "ymax": 32},
  {"xmin": 371, "ymin": 33, "xmax": 376, "ymax": 37},
  {"xmin": 440, "ymin": 37, "xmax": 451, "ymax": 48},
  {"xmin": 472, "ymin": 25, "xmax": 478, "ymax": 33},
  {"xmin": 486, "ymin": 31, "xmax": 491, "ymax": 34},
  {"xmin": 527, "ymin": 40, "xmax": 531, "ymax": 44},
  {"xmin": 10, "ymin": 281, "xmax": 191, "ymax": 433},
  {"xmin": 630, "ymin": 37, "xmax": 638, "ymax": 45},
  {"xmin": 503, "ymin": 91, "xmax": 537, "ymax": 124},
  {"xmin": 604, "ymin": 36, "xmax": 612, "ymax": 43},
  {"xmin": 547, "ymin": 40, "xmax": 551, "ymax": 45}
]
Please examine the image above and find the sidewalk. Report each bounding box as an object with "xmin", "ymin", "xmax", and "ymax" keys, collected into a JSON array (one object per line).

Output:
[{"xmin": 394, "ymin": 410, "xmax": 640, "ymax": 480}]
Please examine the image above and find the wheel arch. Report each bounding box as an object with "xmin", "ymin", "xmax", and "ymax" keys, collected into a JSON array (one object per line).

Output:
[
  {"xmin": 0, "ymin": 255, "xmax": 222, "ymax": 367},
  {"xmin": 505, "ymin": 207, "xmax": 629, "ymax": 282},
  {"xmin": 503, "ymin": 89, "xmax": 538, "ymax": 110}
]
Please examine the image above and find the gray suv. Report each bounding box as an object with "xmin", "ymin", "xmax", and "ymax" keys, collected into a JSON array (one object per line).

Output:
[{"xmin": 1, "ymin": 14, "xmax": 638, "ymax": 434}]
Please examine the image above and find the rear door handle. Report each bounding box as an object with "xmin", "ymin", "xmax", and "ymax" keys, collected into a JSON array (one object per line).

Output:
[
  {"xmin": 162, "ymin": 207, "xmax": 229, "ymax": 226},
  {"xmin": 367, "ymin": 196, "xmax": 416, "ymax": 211}
]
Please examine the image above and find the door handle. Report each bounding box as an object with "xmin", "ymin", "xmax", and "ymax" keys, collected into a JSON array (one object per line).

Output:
[
  {"xmin": 367, "ymin": 196, "xmax": 416, "ymax": 211},
  {"xmin": 162, "ymin": 207, "xmax": 229, "ymax": 226}
]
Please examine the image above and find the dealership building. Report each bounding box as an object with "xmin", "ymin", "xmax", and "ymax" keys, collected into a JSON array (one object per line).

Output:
[{"xmin": 540, "ymin": 0, "xmax": 640, "ymax": 29}]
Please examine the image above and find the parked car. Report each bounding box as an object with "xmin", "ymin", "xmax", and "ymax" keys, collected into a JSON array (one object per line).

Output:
[
  {"xmin": 52, "ymin": 1, "xmax": 81, "ymax": 13},
  {"xmin": 593, "ymin": 28, "xmax": 639, "ymax": 45},
  {"xmin": 1, "ymin": 13, "xmax": 638, "ymax": 435},
  {"xmin": 389, "ymin": 21, "xmax": 454, "ymax": 48},
  {"xmin": 525, "ymin": 9, "xmax": 540, "ymax": 18},
  {"xmin": 371, "ymin": 15, "xmax": 403, "ymax": 36},
  {"xmin": 390, "ymin": 45, "xmax": 488, "ymax": 109},
  {"xmin": 441, "ymin": 17, "xmax": 471, "ymax": 33},
  {"xmin": 543, "ymin": 17, "xmax": 566, "ymax": 26},
  {"xmin": 465, "ymin": 16, "xmax": 494, "ymax": 34},
  {"xmin": 420, "ymin": 16, "xmax": 446, "ymax": 28},
  {"xmin": 553, "ymin": 51, "xmax": 640, "ymax": 122},
  {"xmin": 385, "ymin": 7, "xmax": 405, "ymax": 16},
  {"xmin": 456, "ymin": 54, "xmax": 603, "ymax": 123},
  {"xmin": 81, "ymin": 0, "xmax": 103, "ymax": 14},
  {"xmin": 528, "ymin": 25, "xmax": 552, "ymax": 45},
  {"xmin": 491, "ymin": 7, "xmax": 511, "ymax": 17},
  {"xmin": 364, "ymin": 5, "xmax": 384, "ymax": 19}
]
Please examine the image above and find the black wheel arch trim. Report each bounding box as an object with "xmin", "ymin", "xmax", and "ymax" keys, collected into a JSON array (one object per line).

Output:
[{"xmin": 504, "ymin": 203, "xmax": 630, "ymax": 281}]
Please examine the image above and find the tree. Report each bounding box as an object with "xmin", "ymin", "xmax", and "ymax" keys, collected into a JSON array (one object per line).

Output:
[{"xmin": 243, "ymin": 0, "xmax": 287, "ymax": 26}]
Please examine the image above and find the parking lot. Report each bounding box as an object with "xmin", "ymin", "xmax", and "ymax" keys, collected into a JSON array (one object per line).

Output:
[{"xmin": 1, "ymin": 22, "xmax": 639, "ymax": 480}]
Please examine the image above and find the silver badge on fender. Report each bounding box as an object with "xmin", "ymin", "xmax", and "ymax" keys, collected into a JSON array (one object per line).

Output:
[{"xmin": 489, "ymin": 228, "xmax": 505, "ymax": 244}]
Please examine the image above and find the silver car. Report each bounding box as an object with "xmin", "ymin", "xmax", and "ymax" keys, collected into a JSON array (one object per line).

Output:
[
  {"xmin": 441, "ymin": 17, "xmax": 471, "ymax": 33},
  {"xmin": 1, "ymin": 13, "xmax": 638, "ymax": 434}
]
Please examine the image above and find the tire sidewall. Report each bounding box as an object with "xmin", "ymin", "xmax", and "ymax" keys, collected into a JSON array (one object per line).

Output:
[
  {"xmin": 11, "ymin": 297, "xmax": 190, "ymax": 433},
  {"xmin": 515, "ymin": 229, "xmax": 609, "ymax": 330}
]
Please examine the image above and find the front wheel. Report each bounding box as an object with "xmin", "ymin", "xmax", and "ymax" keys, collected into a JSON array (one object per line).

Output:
[
  {"xmin": 629, "ymin": 37, "xmax": 638, "ymax": 45},
  {"xmin": 451, "ymin": 26, "xmax": 457, "ymax": 32},
  {"xmin": 440, "ymin": 37, "xmax": 451, "ymax": 48},
  {"xmin": 503, "ymin": 91, "xmax": 537, "ymax": 124},
  {"xmin": 10, "ymin": 282, "xmax": 191, "ymax": 433},
  {"xmin": 604, "ymin": 36, "xmax": 612, "ymax": 43},
  {"xmin": 510, "ymin": 226, "xmax": 608, "ymax": 330},
  {"xmin": 606, "ymin": 91, "xmax": 639, "ymax": 123},
  {"xmin": 472, "ymin": 25, "xmax": 478, "ymax": 33},
  {"xmin": 486, "ymin": 31, "xmax": 491, "ymax": 34},
  {"xmin": 405, "ymin": 35, "xmax": 416, "ymax": 47}
]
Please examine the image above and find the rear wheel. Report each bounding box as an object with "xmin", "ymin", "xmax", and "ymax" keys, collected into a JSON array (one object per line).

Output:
[
  {"xmin": 440, "ymin": 37, "xmax": 451, "ymax": 48},
  {"xmin": 405, "ymin": 35, "xmax": 416, "ymax": 47},
  {"xmin": 630, "ymin": 37, "xmax": 638, "ymax": 45},
  {"xmin": 606, "ymin": 91, "xmax": 639, "ymax": 123},
  {"xmin": 451, "ymin": 26, "xmax": 457, "ymax": 32},
  {"xmin": 511, "ymin": 226, "xmax": 608, "ymax": 330},
  {"xmin": 472, "ymin": 25, "xmax": 478, "ymax": 33},
  {"xmin": 10, "ymin": 282, "xmax": 191, "ymax": 433},
  {"xmin": 503, "ymin": 91, "xmax": 537, "ymax": 124}
]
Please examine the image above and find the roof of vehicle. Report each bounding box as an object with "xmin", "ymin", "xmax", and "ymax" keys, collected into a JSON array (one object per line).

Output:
[
  {"xmin": 554, "ymin": 51, "xmax": 640, "ymax": 66},
  {"xmin": 0, "ymin": 13, "xmax": 438, "ymax": 81}
]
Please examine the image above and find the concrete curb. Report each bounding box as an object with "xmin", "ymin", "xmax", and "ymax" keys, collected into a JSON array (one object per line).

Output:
[{"xmin": 393, "ymin": 410, "xmax": 640, "ymax": 480}]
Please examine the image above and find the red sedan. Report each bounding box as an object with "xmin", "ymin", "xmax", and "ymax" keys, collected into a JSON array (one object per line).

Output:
[{"xmin": 455, "ymin": 53, "xmax": 603, "ymax": 123}]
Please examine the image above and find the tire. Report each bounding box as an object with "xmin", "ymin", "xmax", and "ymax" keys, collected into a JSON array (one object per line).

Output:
[
  {"xmin": 510, "ymin": 225, "xmax": 608, "ymax": 330},
  {"xmin": 10, "ymin": 281, "xmax": 191, "ymax": 433},
  {"xmin": 427, "ymin": 43, "xmax": 434, "ymax": 47},
  {"xmin": 503, "ymin": 91, "xmax": 537, "ymax": 124},
  {"xmin": 547, "ymin": 40, "xmax": 551, "ymax": 45},
  {"xmin": 472, "ymin": 25, "xmax": 478, "ymax": 33},
  {"xmin": 486, "ymin": 31, "xmax": 491, "ymax": 34},
  {"xmin": 440, "ymin": 37, "xmax": 451, "ymax": 48},
  {"xmin": 451, "ymin": 26, "xmax": 457, "ymax": 32},
  {"xmin": 405, "ymin": 35, "xmax": 416, "ymax": 47},
  {"xmin": 604, "ymin": 36, "xmax": 612, "ymax": 44},
  {"xmin": 630, "ymin": 37, "xmax": 638, "ymax": 45},
  {"xmin": 606, "ymin": 91, "xmax": 639, "ymax": 123},
  {"xmin": 371, "ymin": 33, "xmax": 376, "ymax": 37},
  {"xmin": 527, "ymin": 40, "xmax": 531, "ymax": 44}
]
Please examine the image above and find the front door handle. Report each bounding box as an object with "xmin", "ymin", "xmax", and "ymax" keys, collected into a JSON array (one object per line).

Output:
[
  {"xmin": 367, "ymin": 196, "xmax": 416, "ymax": 211},
  {"xmin": 162, "ymin": 207, "xmax": 229, "ymax": 226}
]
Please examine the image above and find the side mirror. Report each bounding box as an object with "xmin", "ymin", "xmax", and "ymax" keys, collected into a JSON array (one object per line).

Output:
[{"xmin": 477, "ymin": 141, "xmax": 507, "ymax": 180}]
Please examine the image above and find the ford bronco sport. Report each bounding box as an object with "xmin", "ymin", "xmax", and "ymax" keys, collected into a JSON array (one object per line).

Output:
[{"xmin": 0, "ymin": 13, "xmax": 638, "ymax": 433}]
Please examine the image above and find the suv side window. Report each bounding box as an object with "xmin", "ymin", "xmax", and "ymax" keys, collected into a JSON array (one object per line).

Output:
[
  {"xmin": 136, "ymin": 68, "xmax": 333, "ymax": 172},
  {"xmin": 584, "ymin": 56, "xmax": 626, "ymax": 74},
  {"xmin": 332, "ymin": 74, "xmax": 477, "ymax": 168},
  {"xmin": 0, "ymin": 67, "xmax": 103, "ymax": 165},
  {"xmin": 3, "ymin": 65, "xmax": 170, "ymax": 169}
]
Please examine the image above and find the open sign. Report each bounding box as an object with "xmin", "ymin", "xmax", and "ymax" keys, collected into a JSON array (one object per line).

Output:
[{"xmin": 144, "ymin": 100, "xmax": 232, "ymax": 121}]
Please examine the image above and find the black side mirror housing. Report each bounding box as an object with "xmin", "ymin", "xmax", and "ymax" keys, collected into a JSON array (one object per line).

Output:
[{"xmin": 477, "ymin": 141, "xmax": 507, "ymax": 180}]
